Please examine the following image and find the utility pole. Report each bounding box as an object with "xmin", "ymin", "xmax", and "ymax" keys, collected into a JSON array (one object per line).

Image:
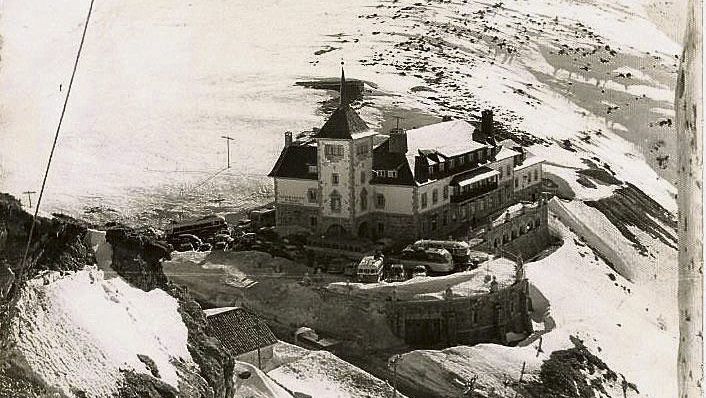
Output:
[
  {"xmin": 221, "ymin": 135, "xmax": 235, "ymax": 168},
  {"xmin": 22, "ymin": 191, "xmax": 36, "ymax": 209},
  {"xmin": 392, "ymin": 115, "xmax": 404, "ymax": 129},
  {"xmin": 388, "ymin": 354, "xmax": 401, "ymax": 398}
]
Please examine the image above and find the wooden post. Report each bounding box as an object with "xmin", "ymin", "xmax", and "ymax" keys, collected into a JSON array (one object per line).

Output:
[
  {"xmin": 518, "ymin": 361, "xmax": 526, "ymax": 384},
  {"xmin": 676, "ymin": 1, "xmax": 703, "ymax": 397}
]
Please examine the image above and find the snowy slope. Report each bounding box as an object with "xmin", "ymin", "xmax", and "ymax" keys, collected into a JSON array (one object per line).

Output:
[
  {"xmin": 0, "ymin": 0, "xmax": 680, "ymax": 223},
  {"xmin": 7, "ymin": 268, "xmax": 194, "ymax": 397},
  {"xmin": 268, "ymin": 350, "xmax": 407, "ymax": 398},
  {"xmin": 396, "ymin": 208, "xmax": 678, "ymax": 397}
]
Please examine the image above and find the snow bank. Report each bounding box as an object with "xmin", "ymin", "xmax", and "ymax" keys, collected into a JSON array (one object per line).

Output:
[
  {"xmin": 233, "ymin": 361, "xmax": 293, "ymax": 398},
  {"xmin": 397, "ymin": 209, "xmax": 677, "ymax": 397},
  {"xmin": 9, "ymin": 268, "xmax": 193, "ymax": 396},
  {"xmin": 327, "ymin": 257, "xmax": 517, "ymax": 300},
  {"xmin": 268, "ymin": 350, "xmax": 406, "ymax": 398}
]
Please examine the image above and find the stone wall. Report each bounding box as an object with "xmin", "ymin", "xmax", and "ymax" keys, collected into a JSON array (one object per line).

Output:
[
  {"xmin": 385, "ymin": 279, "xmax": 533, "ymax": 347},
  {"xmin": 483, "ymin": 199, "xmax": 550, "ymax": 259},
  {"xmin": 275, "ymin": 203, "xmax": 320, "ymax": 233}
]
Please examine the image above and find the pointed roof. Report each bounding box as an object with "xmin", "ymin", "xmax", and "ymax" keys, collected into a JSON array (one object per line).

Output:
[
  {"xmin": 315, "ymin": 104, "xmax": 370, "ymax": 139},
  {"xmin": 315, "ymin": 63, "xmax": 370, "ymax": 140}
]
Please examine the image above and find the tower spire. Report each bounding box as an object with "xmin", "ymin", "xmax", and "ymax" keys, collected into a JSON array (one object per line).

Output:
[{"xmin": 339, "ymin": 61, "xmax": 346, "ymax": 107}]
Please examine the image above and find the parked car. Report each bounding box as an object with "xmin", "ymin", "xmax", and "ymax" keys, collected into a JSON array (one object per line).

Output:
[
  {"xmin": 411, "ymin": 265, "xmax": 427, "ymax": 278},
  {"xmin": 326, "ymin": 258, "xmax": 346, "ymax": 274},
  {"xmin": 387, "ymin": 263, "xmax": 406, "ymax": 282}
]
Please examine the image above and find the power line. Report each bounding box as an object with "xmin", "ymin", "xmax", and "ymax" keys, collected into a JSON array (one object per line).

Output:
[{"xmin": 15, "ymin": 0, "xmax": 95, "ymax": 293}]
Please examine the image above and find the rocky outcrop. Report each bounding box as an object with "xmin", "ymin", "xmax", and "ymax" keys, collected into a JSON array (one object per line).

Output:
[
  {"xmin": 0, "ymin": 194, "xmax": 94, "ymax": 291},
  {"xmin": 105, "ymin": 225, "xmax": 171, "ymax": 291},
  {"xmin": 0, "ymin": 195, "xmax": 235, "ymax": 398},
  {"xmin": 105, "ymin": 225, "xmax": 235, "ymax": 398}
]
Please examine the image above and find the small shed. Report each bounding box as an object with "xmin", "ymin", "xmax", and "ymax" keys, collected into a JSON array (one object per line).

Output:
[{"xmin": 205, "ymin": 307, "xmax": 278, "ymax": 369}]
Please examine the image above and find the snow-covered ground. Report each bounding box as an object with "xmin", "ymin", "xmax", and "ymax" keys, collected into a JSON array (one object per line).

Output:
[
  {"xmin": 7, "ymin": 268, "xmax": 195, "ymax": 396},
  {"xmin": 269, "ymin": 350, "xmax": 407, "ymax": 398},
  {"xmin": 0, "ymin": 0, "xmax": 680, "ymax": 223},
  {"xmin": 396, "ymin": 206, "xmax": 678, "ymax": 397}
]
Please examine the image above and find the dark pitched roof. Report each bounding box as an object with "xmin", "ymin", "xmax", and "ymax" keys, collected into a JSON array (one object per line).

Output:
[
  {"xmin": 206, "ymin": 308, "xmax": 278, "ymax": 356},
  {"xmin": 371, "ymin": 139, "xmax": 415, "ymax": 185},
  {"xmin": 267, "ymin": 144, "xmax": 318, "ymax": 180},
  {"xmin": 315, "ymin": 104, "xmax": 370, "ymax": 139}
]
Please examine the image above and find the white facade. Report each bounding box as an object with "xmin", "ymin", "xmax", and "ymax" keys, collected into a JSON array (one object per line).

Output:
[
  {"xmin": 372, "ymin": 184, "xmax": 414, "ymax": 215},
  {"xmin": 274, "ymin": 178, "xmax": 319, "ymax": 207},
  {"xmin": 514, "ymin": 159, "xmax": 543, "ymax": 192}
]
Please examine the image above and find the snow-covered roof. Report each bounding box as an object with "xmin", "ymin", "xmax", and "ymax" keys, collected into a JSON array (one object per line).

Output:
[
  {"xmin": 494, "ymin": 145, "xmax": 521, "ymax": 161},
  {"xmin": 406, "ymin": 120, "xmax": 487, "ymax": 158},
  {"xmin": 514, "ymin": 155, "xmax": 544, "ymax": 170}
]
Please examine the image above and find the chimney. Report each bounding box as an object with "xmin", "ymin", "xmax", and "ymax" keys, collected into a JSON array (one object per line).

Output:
[
  {"xmin": 481, "ymin": 109, "xmax": 494, "ymax": 138},
  {"xmin": 388, "ymin": 127, "xmax": 408, "ymax": 154},
  {"xmin": 284, "ymin": 131, "xmax": 293, "ymax": 147}
]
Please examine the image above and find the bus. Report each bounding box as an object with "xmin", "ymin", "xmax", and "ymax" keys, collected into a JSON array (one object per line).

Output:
[
  {"xmin": 392, "ymin": 246, "xmax": 454, "ymax": 273},
  {"xmin": 165, "ymin": 215, "xmax": 227, "ymax": 241},
  {"xmin": 304, "ymin": 236, "xmax": 377, "ymax": 261},
  {"xmin": 411, "ymin": 240, "xmax": 471, "ymax": 268},
  {"xmin": 357, "ymin": 255, "xmax": 384, "ymax": 283}
]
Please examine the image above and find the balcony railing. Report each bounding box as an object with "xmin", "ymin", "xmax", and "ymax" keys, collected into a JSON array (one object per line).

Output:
[{"xmin": 450, "ymin": 181, "xmax": 498, "ymax": 203}]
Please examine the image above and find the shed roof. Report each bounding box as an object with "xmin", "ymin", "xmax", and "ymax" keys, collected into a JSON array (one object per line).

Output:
[{"xmin": 206, "ymin": 307, "xmax": 278, "ymax": 356}]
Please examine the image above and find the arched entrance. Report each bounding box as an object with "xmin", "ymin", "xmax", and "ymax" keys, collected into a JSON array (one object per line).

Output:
[
  {"xmin": 326, "ymin": 224, "xmax": 347, "ymax": 237},
  {"xmin": 357, "ymin": 221, "xmax": 370, "ymax": 238}
]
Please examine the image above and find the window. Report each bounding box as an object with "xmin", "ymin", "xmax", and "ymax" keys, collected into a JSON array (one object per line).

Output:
[
  {"xmin": 421, "ymin": 192, "xmax": 428, "ymax": 208},
  {"xmin": 450, "ymin": 159, "xmax": 456, "ymax": 169},
  {"xmin": 432, "ymin": 189, "xmax": 438, "ymax": 204},
  {"xmin": 439, "ymin": 162, "xmax": 445, "ymax": 172},
  {"xmin": 330, "ymin": 191, "xmax": 341, "ymax": 213},
  {"xmin": 387, "ymin": 170, "xmax": 398, "ymax": 178},
  {"xmin": 310, "ymin": 216, "xmax": 318, "ymax": 227},
  {"xmin": 377, "ymin": 222, "xmax": 384, "ymax": 235},
  {"xmin": 443, "ymin": 186, "xmax": 449, "ymax": 199},
  {"xmin": 534, "ymin": 169, "xmax": 539, "ymax": 181},
  {"xmin": 428, "ymin": 166, "xmax": 434, "ymax": 176},
  {"xmin": 360, "ymin": 189, "xmax": 368, "ymax": 211},
  {"xmin": 356, "ymin": 143, "xmax": 369, "ymax": 157},
  {"xmin": 514, "ymin": 177, "xmax": 519, "ymax": 188},
  {"xmin": 308, "ymin": 165, "xmax": 318, "ymax": 174},
  {"xmin": 360, "ymin": 171, "xmax": 366, "ymax": 184},
  {"xmin": 506, "ymin": 165, "xmax": 511, "ymax": 176},
  {"xmin": 460, "ymin": 207, "xmax": 467, "ymax": 220},
  {"xmin": 375, "ymin": 194, "xmax": 385, "ymax": 209},
  {"xmin": 431, "ymin": 215, "xmax": 438, "ymax": 231},
  {"xmin": 324, "ymin": 144, "xmax": 344, "ymax": 160},
  {"xmin": 443, "ymin": 210, "xmax": 448, "ymax": 226},
  {"xmin": 332, "ymin": 173, "xmax": 339, "ymax": 185},
  {"xmin": 307, "ymin": 188, "xmax": 318, "ymax": 203}
]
